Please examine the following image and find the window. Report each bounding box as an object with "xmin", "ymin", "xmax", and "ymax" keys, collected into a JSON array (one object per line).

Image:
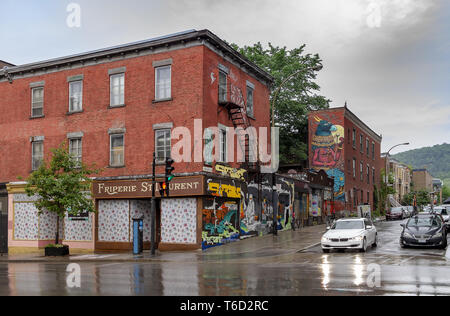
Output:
[
  {"xmin": 367, "ymin": 165, "xmax": 370, "ymax": 184},
  {"xmin": 246, "ymin": 85, "xmax": 254, "ymax": 118},
  {"xmin": 372, "ymin": 168, "xmax": 375, "ymax": 184},
  {"xmin": 32, "ymin": 141, "xmax": 44, "ymax": 170},
  {"xmin": 220, "ymin": 129, "xmax": 227, "ymax": 163},
  {"xmin": 367, "ymin": 191, "xmax": 370, "ymax": 204},
  {"xmin": 110, "ymin": 134, "xmax": 124, "ymax": 167},
  {"xmin": 360, "ymin": 134, "xmax": 364, "ymax": 152},
  {"xmin": 366, "ymin": 139, "xmax": 370, "ymax": 156},
  {"xmin": 360, "ymin": 161, "xmax": 363, "ymax": 181},
  {"xmin": 155, "ymin": 66, "xmax": 171, "ymax": 100},
  {"xmin": 155, "ymin": 129, "xmax": 171, "ymax": 164},
  {"xmin": 69, "ymin": 81, "xmax": 83, "ymax": 112},
  {"xmin": 353, "ymin": 159, "xmax": 356, "ymax": 178},
  {"xmin": 31, "ymin": 87, "xmax": 44, "ymax": 117},
  {"xmin": 372, "ymin": 142, "xmax": 375, "ymax": 160},
  {"xmin": 352, "ymin": 129, "xmax": 356, "ymax": 148},
  {"xmin": 110, "ymin": 73, "xmax": 125, "ymax": 107},
  {"xmin": 218, "ymin": 70, "xmax": 227, "ymax": 103},
  {"xmin": 69, "ymin": 138, "xmax": 82, "ymax": 166}
]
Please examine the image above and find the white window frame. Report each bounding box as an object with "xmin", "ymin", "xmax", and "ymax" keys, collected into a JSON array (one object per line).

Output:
[
  {"xmin": 110, "ymin": 73, "xmax": 125, "ymax": 107},
  {"xmin": 155, "ymin": 65, "xmax": 172, "ymax": 101},
  {"xmin": 155, "ymin": 129, "xmax": 172, "ymax": 164},
  {"xmin": 110, "ymin": 134, "xmax": 125, "ymax": 167},
  {"xmin": 69, "ymin": 138, "xmax": 82, "ymax": 166},
  {"xmin": 31, "ymin": 87, "xmax": 44, "ymax": 117},
  {"xmin": 218, "ymin": 70, "xmax": 228, "ymax": 103},
  {"xmin": 32, "ymin": 141, "xmax": 44, "ymax": 171},
  {"xmin": 219, "ymin": 127, "xmax": 228, "ymax": 163},
  {"xmin": 69, "ymin": 80, "xmax": 83, "ymax": 113}
]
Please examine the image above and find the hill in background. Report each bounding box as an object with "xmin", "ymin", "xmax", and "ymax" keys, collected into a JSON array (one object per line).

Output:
[{"xmin": 392, "ymin": 143, "xmax": 450, "ymax": 187}]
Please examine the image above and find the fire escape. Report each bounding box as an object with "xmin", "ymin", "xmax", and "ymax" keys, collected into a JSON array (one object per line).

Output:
[{"xmin": 219, "ymin": 82, "xmax": 259, "ymax": 173}]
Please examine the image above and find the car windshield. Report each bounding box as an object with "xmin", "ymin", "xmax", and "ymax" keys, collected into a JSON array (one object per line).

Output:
[
  {"xmin": 332, "ymin": 221, "xmax": 364, "ymax": 230},
  {"xmin": 407, "ymin": 216, "xmax": 440, "ymax": 228},
  {"xmin": 391, "ymin": 207, "xmax": 403, "ymax": 213}
]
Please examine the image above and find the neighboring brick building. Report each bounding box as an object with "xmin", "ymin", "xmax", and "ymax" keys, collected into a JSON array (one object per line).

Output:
[
  {"xmin": 308, "ymin": 106, "xmax": 382, "ymax": 214},
  {"xmin": 412, "ymin": 169, "xmax": 434, "ymax": 192},
  {"xmin": 0, "ymin": 30, "xmax": 276, "ymax": 252},
  {"xmin": 380, "ymin": 156, "xmax": 411, "ymax": 204},
  {"xmin": 0, "ymin": 60, "xmax": 14, "ymax": 68}
]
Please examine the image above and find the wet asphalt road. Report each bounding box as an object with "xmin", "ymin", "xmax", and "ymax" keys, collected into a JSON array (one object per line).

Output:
[{"xmin": 1, "ymin": 219, "xmax": 450, "ymax": 296}]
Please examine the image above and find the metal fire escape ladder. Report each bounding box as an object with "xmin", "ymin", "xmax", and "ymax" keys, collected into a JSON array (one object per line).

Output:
[{"xmin": 219, "ymin": 83, "xmax": 258, "ymax": 169}]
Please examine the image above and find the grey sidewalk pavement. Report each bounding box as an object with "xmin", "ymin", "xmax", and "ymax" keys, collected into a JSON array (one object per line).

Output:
[{"xmin": 0, "ymin": 224, "xmax": 326, "ymax": 264}]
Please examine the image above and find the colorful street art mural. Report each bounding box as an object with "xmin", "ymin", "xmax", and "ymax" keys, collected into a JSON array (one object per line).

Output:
[
  {"xmin": 311, "ymin": 115, "xmax": 346, "ymax": 202},
  {"xmin": 202, "ymin": 174, "xmax": 303, "ymax": 249},
  {"xmin": 202, "ymin": 197, "xmax": 240, "ymax": 250}
]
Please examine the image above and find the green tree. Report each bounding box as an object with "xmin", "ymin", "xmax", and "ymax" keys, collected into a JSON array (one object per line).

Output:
[
  {"xmin": 232, "ymin": 42, "xmax": 331, "ymax": 164},
  {"xmin": 402, "ymin": 190, "xmax": 431, "ymax": 207},
  {"xmin": 21, "ymin": 143, "xmax": 100, "ymax": 245},
  {"xmin": 378, "ymin": 169, "xmax": 396, "ymax": 214},
  {"xmin": 442, "ymin": 185, "xmax": 450, "ymax": 202}
]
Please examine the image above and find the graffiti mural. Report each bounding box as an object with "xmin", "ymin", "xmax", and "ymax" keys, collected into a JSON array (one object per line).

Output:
[
  {"xmin": 202, "ymin": 197, "xmax": 240, "ymax": 250},
  {"xmin": 311, "ymin": 115, "xmax": 346, "ymax": 202}
]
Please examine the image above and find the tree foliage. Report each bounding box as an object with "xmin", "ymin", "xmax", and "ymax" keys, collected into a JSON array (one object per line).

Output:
[
  {"xmin": 401, "ymin": 190, "xmax": 431, "ymax": 207},
  {"xmin": 232, "ymin": 42, "xmax": 331, "ymax": 164},
  {"xmin": 21, "ymin": 143, "xmax": 100, "ymax": 244}
]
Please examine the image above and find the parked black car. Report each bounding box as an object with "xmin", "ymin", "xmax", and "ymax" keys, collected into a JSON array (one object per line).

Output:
[{"xmin": 400, "ymin": 214, "xmax": 447, "ymax": 249}]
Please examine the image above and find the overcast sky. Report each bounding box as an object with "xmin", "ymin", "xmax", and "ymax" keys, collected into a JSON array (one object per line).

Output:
[{"xmin": 1, "ymin": 0, "xmax": 448, "ymax": 154}]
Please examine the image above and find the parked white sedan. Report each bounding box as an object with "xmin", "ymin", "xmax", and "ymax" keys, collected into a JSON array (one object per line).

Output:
[{"xmin": 321, "ymin": 218, "xmax": 378, "ymax": 253}]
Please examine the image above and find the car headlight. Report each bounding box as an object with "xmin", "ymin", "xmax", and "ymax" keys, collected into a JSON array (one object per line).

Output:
[
  {"xmin": 403, "ymin": 232, "xmax": 414, "ymax": 239},
  {"xmin": 321, "ymin": 236, "xmax": 329, "ymax": 242},
  {"xmin": 433, "ymin": 232, "xmax": 443, "ymax": 238},
  {"xmin": 349, "ymin": 235, "xmax": 364, "ymax": 241}
]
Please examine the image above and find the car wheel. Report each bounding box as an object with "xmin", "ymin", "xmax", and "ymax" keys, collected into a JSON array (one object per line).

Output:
[
  {"xmin": 400, "ymin": 241, "xmax": 406, "ymax": 249},
  {"xmin": 360, "ymin": 238, "xmax": 367, "ymax": 253},
  {"xmin": 322, "ymin": 249, "xmax": 330, "ymax": 253},
  {"xmin": 441, "ymin": 236, "xmax": 448, "ymax": 250},
  {"xmin": 372, "ymin": 234, "xmax": 378, "ymax": 248}
]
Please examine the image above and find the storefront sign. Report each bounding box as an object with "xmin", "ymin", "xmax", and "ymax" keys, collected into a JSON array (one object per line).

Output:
[{"xmin": 93, "ymin": 176, "xmax": 204, "ymax": 199}]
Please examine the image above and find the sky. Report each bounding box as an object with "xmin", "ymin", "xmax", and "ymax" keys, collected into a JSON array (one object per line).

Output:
[{"xmin": 0, "ymin": 0, "xmax": 449, "ymax": 155}]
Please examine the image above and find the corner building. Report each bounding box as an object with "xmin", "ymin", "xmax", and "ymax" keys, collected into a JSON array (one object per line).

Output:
[{"xmin": 0, "ymin": 30, "xmax": 276, "ymax": 252}]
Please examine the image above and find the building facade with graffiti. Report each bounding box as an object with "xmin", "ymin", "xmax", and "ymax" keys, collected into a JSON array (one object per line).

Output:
[
  {"xmin": 0, "ymin": 30, "xmax": 278, "ymax": 253},
  {"xmin": 308, "ymin": 106, "xmax": 382, "ymax": 214}
]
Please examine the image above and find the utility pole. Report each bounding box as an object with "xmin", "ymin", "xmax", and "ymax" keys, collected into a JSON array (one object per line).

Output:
[{"xmin": 151, "ymin": 152, "xmax": 156, "ymax": 256}]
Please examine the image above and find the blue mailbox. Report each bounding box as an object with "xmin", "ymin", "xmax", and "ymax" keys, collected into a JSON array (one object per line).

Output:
[{"xmin": 132, "ymin": 216, "xmax": 144, "ymax": 255}]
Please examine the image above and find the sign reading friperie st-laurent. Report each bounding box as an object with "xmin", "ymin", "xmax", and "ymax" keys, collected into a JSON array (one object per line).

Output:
[{"xmin": 92, "ymin": 176, "xmax": 204, "ymax": 199}]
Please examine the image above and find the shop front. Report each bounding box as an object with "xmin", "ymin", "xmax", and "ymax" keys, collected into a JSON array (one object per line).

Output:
[{"xmin": 92, "ymin": 175, "xmax": 205, "ymax": 252}]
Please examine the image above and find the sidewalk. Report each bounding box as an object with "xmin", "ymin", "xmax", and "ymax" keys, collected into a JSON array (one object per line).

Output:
[{"xmin": 0, "ymin": 224, "xmax": 326, "ymax": 264}]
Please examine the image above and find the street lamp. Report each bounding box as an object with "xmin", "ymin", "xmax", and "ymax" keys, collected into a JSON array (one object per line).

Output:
[{"xmin": 384, "ymin": 142, "xmax": 410, "ymax": 210}]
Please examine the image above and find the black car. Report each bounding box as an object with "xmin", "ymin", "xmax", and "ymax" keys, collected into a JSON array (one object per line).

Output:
[{"xmin": 400, "ymin": 214, "xmax": 448, "ymax": 249}]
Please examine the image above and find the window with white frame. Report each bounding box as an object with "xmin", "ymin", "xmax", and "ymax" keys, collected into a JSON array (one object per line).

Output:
[
  {"xmin": 32, "ymin": 141, "xmax": 44, "ymax": 170},
  {"xmin": 218, "ymin": 70, "xmax": 227, "ymax": 103},
  {"xmin": 360, "ymin": 161, "xmax": 364, "ymax": 181},
  {"xmin": 110, "ymin": 134, "xmax": 124, "ymax": 167},
  {"xmin": 155, "ymin": 129, "xmax": 171, "ymax": 164},
  {"xmin": 69, "ymin": 138, "xmax": 82, "ymax": 166},
  {"xmin": 220, "ymin": 128, "xmax": 227, "ymax": 163},
  {"xmin": 246, "ymin": 84, "xmax": 254, "ymax": 117},
  {"xmin": 353, "ymin": 158, "xmax": 356, "ymax": 178},
  {"xmin": 69, "ymin": 80, "xmax": 83, "ymax": 112},
  {"xmin": 155, "ymin": 66, "xmax": 171, "ymax": 100},
  {"xmin": 31, "ymin": 87, "xmax": 44, "ymax": 117},
  {"xmin": 110, "ymin": 73, "xmax": 125, "ymax": 107}
]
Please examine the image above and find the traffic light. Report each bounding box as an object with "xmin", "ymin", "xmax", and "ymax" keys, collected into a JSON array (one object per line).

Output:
[
  {"xmin": 164, "ymin": 157, "xmax": 175, "ymax": 196},
  {"xmin": 159, "ymin": 158, "xmax": 175, "ymax": 197}
]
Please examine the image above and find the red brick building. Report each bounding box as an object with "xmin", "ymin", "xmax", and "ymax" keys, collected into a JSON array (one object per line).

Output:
[
  {"xmin": 308, "ymin": 106, "xmax": 382, "ymax": 214},
  {"xmin": 0, "ymin": 30, "xmax": 274, "ymax": 252}
]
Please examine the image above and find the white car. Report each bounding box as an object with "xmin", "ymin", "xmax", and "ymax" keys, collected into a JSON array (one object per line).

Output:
[
  {"xmin": 434, "ymin": 207, "xmax": 450, "ymax": 225},
  {"xmin": 321, "ymin": 218, "xmax": 378, "ymax": 253}
]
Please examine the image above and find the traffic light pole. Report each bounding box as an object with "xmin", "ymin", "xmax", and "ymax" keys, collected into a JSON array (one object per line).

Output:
[{"xmin": 151, "ymin": 152, "xmax": 156, "ymax": 256}]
